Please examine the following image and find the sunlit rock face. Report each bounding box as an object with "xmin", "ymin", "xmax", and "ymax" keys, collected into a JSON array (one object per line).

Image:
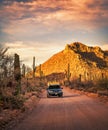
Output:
[{"xmin": 35, "ymin": 42, "xmax": 108, "ymax": 81}]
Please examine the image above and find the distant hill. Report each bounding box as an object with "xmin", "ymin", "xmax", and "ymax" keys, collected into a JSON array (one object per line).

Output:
[{"xmin": 35, "ymin": 42, "xmax": 108, "ymax": 81}]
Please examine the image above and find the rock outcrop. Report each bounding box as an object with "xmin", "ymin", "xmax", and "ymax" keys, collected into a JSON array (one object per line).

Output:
[{"xmin": 35, "ymin": 42, "xmax": 108, "ymax": 81}]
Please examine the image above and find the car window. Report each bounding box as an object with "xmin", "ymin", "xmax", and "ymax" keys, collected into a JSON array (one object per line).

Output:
[{"xmin": 49, "ymin": 85, "xmax": 60, "ymax": 89}]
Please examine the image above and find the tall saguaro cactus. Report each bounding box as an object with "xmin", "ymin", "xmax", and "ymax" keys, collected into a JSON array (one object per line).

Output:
[
  {"xmin": 33, "ymin": 56, "xmax": 36, "ymax": 78},
  {"xmin": 65, "ymin": 63, "xmax": 71, "ymax": 83},
  {"xmin": 39, "ymin": 64, "xmax": 43, "ymax": 78},
  {"xmin": 39, "ymin": 64, "xmax": 43, "ymax": 86},
  {"xmin": 22, "ymin": 64, "xmax": 26, "ymax": 77},
  {"xmin": 79, "ymin": 74, "xmax": 82, "ymax": 82},
  {"xmin": 14, "ymin": 54, "xmax": 21, "ymax": 81},
  {"xmin": 14, "ymin": 53, "xmax": 21, "ymax": 94}
]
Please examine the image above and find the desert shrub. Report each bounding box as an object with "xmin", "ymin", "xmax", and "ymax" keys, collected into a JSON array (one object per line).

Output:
[
  {"xmin": 85, "ymin": 87, "xmax": 97, "ymax": 93},
  {"xmin": 1, "ymin": 96, "xmax": 24, "ymax": 109},
  {"xmin": 96, "ymin": 78, "xmax": 108, "ymax": 90},
  {"xmin": 0, "ymin": 100, "xmax": 3, "ymax": 111},
  {"xmin": 10, "ymin": 96, "xmax": 24, "ymax": 109}
]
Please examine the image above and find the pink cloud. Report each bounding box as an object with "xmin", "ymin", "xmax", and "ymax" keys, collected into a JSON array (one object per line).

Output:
[{"xmin": 0, "ymin": 0, "xmax": 108, "ymax": 34}]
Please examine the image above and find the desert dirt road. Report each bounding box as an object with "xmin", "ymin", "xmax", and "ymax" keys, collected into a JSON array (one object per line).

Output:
[{"xmin": 11, "ymin": 87, "xmax": 108, "ymax": 130}]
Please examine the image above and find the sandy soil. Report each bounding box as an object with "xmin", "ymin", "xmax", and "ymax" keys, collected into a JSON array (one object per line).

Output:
[{"xmin": 9, "ymin": 87, "xmax": 108, "ymax": 130}]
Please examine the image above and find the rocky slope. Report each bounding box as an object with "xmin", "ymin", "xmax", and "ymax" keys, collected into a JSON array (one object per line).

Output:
[{"xmin": 36, "ymin": 42, "xmax": 108, "ymax": 81}]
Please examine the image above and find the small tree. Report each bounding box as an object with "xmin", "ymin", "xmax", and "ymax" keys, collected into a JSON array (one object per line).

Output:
[{"xmin": 0, "ymin": 46, "xmax": 14, "ymax": 85}]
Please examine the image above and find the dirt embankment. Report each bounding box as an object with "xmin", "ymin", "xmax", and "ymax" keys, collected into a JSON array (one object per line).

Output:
[
  {"xmin": 0, "ymin": 89, "xmax": 44, "ymax": 130},
  {"xmin": 64, "ymin": 86, "xmax": 108, "ymax": 105}
]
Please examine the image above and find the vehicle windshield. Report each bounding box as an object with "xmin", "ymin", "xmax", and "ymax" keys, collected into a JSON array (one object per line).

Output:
[{"xmin": 48, "ymin": 85, "xmax": 60, "ymax": 89}]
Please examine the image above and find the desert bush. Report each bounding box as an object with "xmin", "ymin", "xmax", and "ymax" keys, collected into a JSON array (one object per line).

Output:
[
  {"xmin": 10, "ymin": 96, "xmax": 24, "ymax": 109},
  {"xmin": 85, "ymin": 87, "xmax": 97, "ymax": 93},
  {"xmin": 1, "ymin": 96, "xmax": 24, "ymax": 109},
  {"xmin": 96, "ymin": 78, "xmax": 108, "ymax": 90}
]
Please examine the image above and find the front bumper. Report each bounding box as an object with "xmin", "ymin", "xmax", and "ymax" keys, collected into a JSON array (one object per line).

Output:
[{"xmin": 47, "ymin": 91, "xmax": 63, "ymax": 96}]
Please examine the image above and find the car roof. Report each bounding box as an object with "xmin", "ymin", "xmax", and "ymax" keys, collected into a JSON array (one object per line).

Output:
[
  {"xmin": 48, "ymin": 84, "xmax": 60, "ymax": 86},
  {"xmin": 48, "ymin": 84, "xmax": 61, "ymax": 89},
  {"xmin": 47, "ymin": 81, "xmax": 60, "ymax": 86}
]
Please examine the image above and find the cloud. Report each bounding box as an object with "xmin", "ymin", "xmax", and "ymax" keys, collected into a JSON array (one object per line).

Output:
[
  {"xmin": 0, "ymin": 0, "xmax": 108, "ymax": 54},
  {"xmin": 1, "ymin": 0, "xmax": 108, "ymax": 30},
  {"xmin": 100, "ymin": 44, "xmax": 108, "ymax": 50},
  {"xmin": 4, "ymin": 41, "xmax": 64, "ymax": 66}
]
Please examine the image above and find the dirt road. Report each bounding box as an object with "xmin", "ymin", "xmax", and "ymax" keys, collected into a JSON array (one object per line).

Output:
[{"xmin": 11, "ymin": 87, "xmax": 108, "ymax": 130}]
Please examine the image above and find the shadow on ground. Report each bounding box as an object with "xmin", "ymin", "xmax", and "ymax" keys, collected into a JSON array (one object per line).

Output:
[{"xmin": 40, "ymin": 94, "xmax": 81, "ymax": 99}]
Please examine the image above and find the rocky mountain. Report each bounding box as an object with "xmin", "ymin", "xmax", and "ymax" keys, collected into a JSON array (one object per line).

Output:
[{"xmin": 35, "ymin": 42, "xmax": 108, "ymax": 81}]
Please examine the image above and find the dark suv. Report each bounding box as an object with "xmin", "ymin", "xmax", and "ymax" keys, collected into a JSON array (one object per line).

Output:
[{"xmin": 47, "ymin": 84, "xmax": 63, "ymax": 98}]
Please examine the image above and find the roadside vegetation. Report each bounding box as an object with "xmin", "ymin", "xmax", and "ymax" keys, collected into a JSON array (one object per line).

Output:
[
  {"xmin": 66, "ymin": 78, "xmax": 108, "ymax": 97},
  {"xmin": 0, "ymin": 46, "xmax": 45, "ymax": 129}
]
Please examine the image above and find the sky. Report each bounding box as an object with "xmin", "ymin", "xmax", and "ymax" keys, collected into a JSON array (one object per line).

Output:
[{"xmin": 0, "ymin": 0, "xmax": 108, "ymax": 67}]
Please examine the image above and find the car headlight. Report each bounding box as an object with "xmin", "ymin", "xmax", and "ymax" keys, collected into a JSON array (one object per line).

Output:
[{"xmin": 48, "ymin": 90, "xmax": 53, "ymax": 93}]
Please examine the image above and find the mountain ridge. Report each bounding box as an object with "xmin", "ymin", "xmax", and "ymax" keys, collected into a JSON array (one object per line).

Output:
[{"xmin": 35, "ymin": 42, "xmax": 108, "ymax": 81}]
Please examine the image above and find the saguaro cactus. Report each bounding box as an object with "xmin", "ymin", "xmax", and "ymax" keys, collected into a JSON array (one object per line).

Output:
[
  {"xmin": 14, "ymin": 53, "xmax": 21, "ymax": 94},
  {"xmin": 65, "ymin": 63, "xmax": 71, "ymax": 83},
  {"xmin": 22, "ymin": 64, "xmax": 26, "ymax": 77},
  {"xmin": 39, "ymin": 64, "xmax": 42, "ymax": 78},
  {"xmin": 101, "ymin": 73, "xmax": 104, "ymax": 79},
  {"xmin": 79, "ymin": 74, "xmax": 82, "ymax": 82},
  {"xmin": 14, "ymin": 54, "xmax": 21, "ymax": 81},
  {"xmin": 39, "ymin": 64, "xmax": 44, "ymax": 86},
  {"xmin": 33, "ymin": 56, "xmax": 36, "ymax": 78}
]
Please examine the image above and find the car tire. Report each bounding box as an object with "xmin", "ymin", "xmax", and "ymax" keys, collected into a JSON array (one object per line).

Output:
[
  {"xmin": 58, "ymin": 94, "xmax": 63, "ymax": 98},
  {"xmin": 47, "ymin": 94, "xmax": 50, "ymax": 98}
]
